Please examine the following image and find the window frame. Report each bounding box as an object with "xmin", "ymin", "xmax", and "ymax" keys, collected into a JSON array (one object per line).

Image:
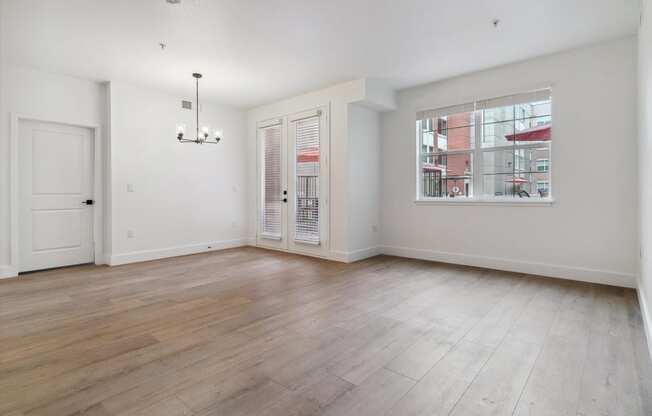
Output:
[{"xmin": 416, "ymin": 90, "xmax": 554, "ymax": 206}]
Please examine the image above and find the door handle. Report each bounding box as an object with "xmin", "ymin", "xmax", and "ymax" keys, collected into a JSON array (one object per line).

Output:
[
  {"xmin": 283, "ymin": 198, "xmax": 288, "ymax": 203},
  {"xmin": 82, "ymin": 199, "xmax": 94, "ymax": 205}
]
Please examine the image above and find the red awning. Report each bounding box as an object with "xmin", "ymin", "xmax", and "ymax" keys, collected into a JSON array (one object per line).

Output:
[
  {"xmin": 505, "ymin": 124, "xmax": 551, "ymax": 142},
  {"xmin": 422, "ymin": 163, "xmax": 444, "ymax": 172},
  {"xmin": 297, "ymin": 148, "xmax": 320, "ymax": 163},
  {"xmin": 504, "ymin": 177, "xmax": 529, "ymax": 184}
]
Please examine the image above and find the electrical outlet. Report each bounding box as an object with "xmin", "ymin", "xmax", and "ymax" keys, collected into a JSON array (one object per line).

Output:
[
  {"xmin": 127, "ymin": 184, "xmax": 135, "ymax": 192},
  {"xmin": 127, "ymin": 230, "xmax": 135, "ymax": 239}
]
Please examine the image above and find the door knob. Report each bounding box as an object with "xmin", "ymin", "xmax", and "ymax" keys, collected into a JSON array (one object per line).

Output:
[{"xmin": 82, "ymin": 199, "xmax": 94, "ymax": 205}]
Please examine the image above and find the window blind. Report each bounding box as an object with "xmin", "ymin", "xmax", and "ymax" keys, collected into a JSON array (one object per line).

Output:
[
  {"xmin": 417, "ymin": 102, "xmax": 475, "ymax": 121},
  {"xmin": 294, "ymin": 115, "xmax": 320, "ymax": 244},
  {"xmin": 416, "ymin": 88, "xmax": 551, "ymax": 120},
  {"xmin": 475, "ymin": 89, "xmax": 551, "ymax": 110},
  {"xmin": 261, "ymin": 125, "xmax": 282, "ymax": 238}
]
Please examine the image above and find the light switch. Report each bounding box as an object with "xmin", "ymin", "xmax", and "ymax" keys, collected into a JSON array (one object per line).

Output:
[{"xmin": 127, "ymin": 184, "xmax": 135, "ymax": 192}]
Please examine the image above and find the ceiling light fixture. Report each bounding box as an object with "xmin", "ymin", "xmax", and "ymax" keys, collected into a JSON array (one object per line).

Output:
[{"xmin": 176, "ymin": 73, "xmax": 222, "ymax": 144}]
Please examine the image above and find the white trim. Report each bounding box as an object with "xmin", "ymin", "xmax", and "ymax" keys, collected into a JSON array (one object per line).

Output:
[
  {"xmin": 330, "ymin": 246, "xmax": 381, "ymax": 263},
  {"xmin": 249, "ymin": 242, "xmax": 333, "ymax": 262},
  {"xmin": 260, "ymin": 234, "xmax": 282, "ymax": 241},
  {"xmin": 107, "ymin": 238, "xmax": 248, "ymax": 266},
  {"xmin": 0, "ymin": 265, "xmax": 19, "ymax": 279},
  {"xmin": 414, "ymin": 197, "xmax": 555, "ymax": 206},
  {"xmin": 9, "ymin": 113, "xmax": 107, "ymax": 273},
  {"xmin": 380, "ymin": 245, "xmax": 636, "ymax": 288},
  {"xmin": 637, "ymin": 284, "xmax": 652, "ymax": 364}
]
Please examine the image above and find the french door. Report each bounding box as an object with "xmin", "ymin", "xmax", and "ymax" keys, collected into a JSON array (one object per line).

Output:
[{"xmin": 256, "ymin": 106, "xmax": 329, "ymax": 257}]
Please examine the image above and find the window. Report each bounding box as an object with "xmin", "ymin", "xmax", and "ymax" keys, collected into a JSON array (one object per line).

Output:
[
  {"xmin": 417, "ymin": 89, "xmax": 552, "ymax": 201},
  {"xmin": 537, "ymin": 181, "xmax": 550, "ymax": 197},
  {"xmin": 536, "ymin": 158, "xmax": 549, "ymax": 172}
]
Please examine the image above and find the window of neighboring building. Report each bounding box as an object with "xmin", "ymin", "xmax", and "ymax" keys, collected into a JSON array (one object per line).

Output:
[
  {"xmin": 536, "ymin": 158, "xmax": 549, "ymax": 172},
  {"xmin": 537, "ymin": 180, "xmax": 550, "ymax": 197},
  {"xmin": 417, "ymin": 89, "xmax": 552, "ymax": 202}
]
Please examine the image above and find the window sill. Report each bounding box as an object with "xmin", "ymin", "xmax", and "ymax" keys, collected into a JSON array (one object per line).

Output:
[{"xmin": 414, "ymin": 197, "xmax": 555, "ymax": 207}]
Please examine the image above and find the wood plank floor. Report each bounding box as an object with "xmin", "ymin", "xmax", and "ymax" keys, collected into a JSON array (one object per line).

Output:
[{"xmin": 1, "ymin": 247, "xmax": 651, "ymax": 416}]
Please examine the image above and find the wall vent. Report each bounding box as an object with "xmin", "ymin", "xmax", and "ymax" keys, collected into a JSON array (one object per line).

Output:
[{"xmin": 181, "ymin": 100, "xmax": 192, "ymax": 110}]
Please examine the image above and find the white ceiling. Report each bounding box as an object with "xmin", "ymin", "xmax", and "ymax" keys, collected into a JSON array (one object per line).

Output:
[{"xmin": 1, "ymin": 0, "xmax": 640, "ymax": 109}]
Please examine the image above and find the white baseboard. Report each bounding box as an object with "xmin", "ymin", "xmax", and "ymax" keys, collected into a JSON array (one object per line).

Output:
[
  {"xmin": 107, "ymin": 238, "xmax": 248, "ymax": 266},
  {"xmin": 637, "ymin": 283, "xmax": 652, "ymax": 364},
  {"xmin": 0, "ymin": 265, "xmax": 18, "ymax": 279},
  {"xmin": 380, "ymin": 245, "xmax": 636, "ymax": 288},
  {"xmin": 331, "ymin": 246, "xmax": 382, "ymax": 263}
]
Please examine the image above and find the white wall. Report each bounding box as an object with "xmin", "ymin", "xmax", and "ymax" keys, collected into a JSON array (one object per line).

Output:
[
  {"xmin": 381, "ymin": 37, "xmax": 639, "ymax": 287},
  {"xmin": 347, "ymin": 104, "xmax": 381, "ymax": 258},
  {"xmin": 638, "ymin": 0, "xmax": 652, "ymax": 355},
  {"xmin": 107, "ymin": 82, "xmax": 247, "ymax": 265},
  {"xmin": 0, "ymin": 65, "xmax": 107, "ymax": 276}
]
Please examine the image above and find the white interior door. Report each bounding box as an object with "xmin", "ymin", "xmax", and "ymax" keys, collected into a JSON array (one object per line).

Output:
[
  {"xmin": 19, "ymin": 120, "xmax": 94, "ymax": 272},
  {"xmin": 288, "ymin": 107, "xmax": 329, "ymax": 256},
  {"xmin": 256, "ymin": 118, "xmax": 288, "ymax": 250},
  {"xmin": 256, "ymin": 107, "xmax": 330, "ymax": 257}
]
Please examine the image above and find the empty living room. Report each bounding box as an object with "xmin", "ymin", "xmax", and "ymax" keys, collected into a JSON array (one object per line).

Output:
[{"xmin": 2, "ymin": 0, "xmax": 652, "ymax": 415}]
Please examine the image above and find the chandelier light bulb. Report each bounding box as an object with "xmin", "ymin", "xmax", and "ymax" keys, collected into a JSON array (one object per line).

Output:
[{"xmin": 176, "ymin": 123, "xmax": 186, "ymax": 140}]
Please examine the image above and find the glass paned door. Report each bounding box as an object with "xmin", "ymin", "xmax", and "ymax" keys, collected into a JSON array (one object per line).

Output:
[
  {"xmin": 293, "ymin": 115, "xmax": 320, "ymax": 243},
  {"xmin": 257, "ymin": 119, "xmax": 287, "ymax": 250},
  {"xmin": 288, "ymin": 107, "xmax": 329, "ymax": 255},
  {"xmin": 256, "ymin": 107, "xmax": 329, "ymax": 256}
]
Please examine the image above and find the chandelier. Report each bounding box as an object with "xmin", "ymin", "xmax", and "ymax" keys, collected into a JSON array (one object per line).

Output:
[{"xmin": 176, "ymin": 73, "xmax": 222, "ymax": 144}]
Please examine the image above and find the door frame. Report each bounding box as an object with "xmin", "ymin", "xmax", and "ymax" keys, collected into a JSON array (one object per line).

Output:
[{"xmin": 9, "ymin": 113, "xmax": 106, "ymax": 276}]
